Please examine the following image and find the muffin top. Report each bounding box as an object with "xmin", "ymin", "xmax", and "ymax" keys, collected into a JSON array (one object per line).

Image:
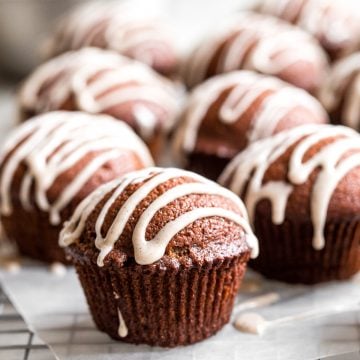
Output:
[
  {"xmin": 256, "ymin": 0, "xmax": 360, "ymax": 60},
  {"xmin": 319, "ymin": 52, "xmax": 360, "ymax": 131},
  {"xmin": 19, "ymin": 48, "xmax": 181, "ymax": 141},
  {"xmin": 0, "ymin": 111, "xmax": 153, "ymax": 225},
  {"xmin": 60, "ymin": 167, "xmax": 258, "ymax": 267},
  {"xmin": 45, "ymin": 0, "xmax": 179, "ymax": 76},
  {"xmin": 174, "ymin": 71, "xmax": 328, "ymax": 162},
  {"xmin": 219, "ymin": 124, "xmax": 360, "ymax": 250},
  {"xmin": 183, "ymin": 12, "xmax": 328, "ymax": 92}
]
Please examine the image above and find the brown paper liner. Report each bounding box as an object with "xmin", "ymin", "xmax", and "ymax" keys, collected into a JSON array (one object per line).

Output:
[
  {"xmin": 71, "ymin": 253, "xmax": 248, "ymax": 347},
  {"xmin": 146, "ymin": 132, "xmax": 165, "ymax": 164},
  {"xmin": 186, "ymin": 152, "xmax": 232, "ymax": 181},
  {"xmin": 1, "ymin": 205, "xmax": 68, "ymax": 264},
  {"xmin": 251, "ymin": 215, "xmax": 360, "ymax": 284}
]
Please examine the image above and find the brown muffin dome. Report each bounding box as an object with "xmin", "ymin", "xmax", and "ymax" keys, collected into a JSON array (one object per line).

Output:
[
  {"xmin": 319, "ymin": 52, "xmax": 360, "ymax": 132},
  {"xmin": 220, "ymin": 124, "xmax": 360, "ymax": 283},
  {"xmin": 0, "ymin": 111, "xmax": 153, "ymax": 263},
  {"xmin": 60, "ymin": 167, "xmax": 258, "ymax": 346},
  {"xmin": 45, "ymin": 1, "xmax": 179, "ymax": 77},
  {"xmin": 18, "ymin": 48, "xmax": 181, "ymax": 159},
  {"xmin": 183, "ymin": 12, "xmax": 328, "ymax": 93},
  {"xmin": 256, "ymin": 0, "xmax": 360, "ymax": 61},
  {"xmin": 174, "ymin": 71, "xmax": 328, "ymax": 180}
]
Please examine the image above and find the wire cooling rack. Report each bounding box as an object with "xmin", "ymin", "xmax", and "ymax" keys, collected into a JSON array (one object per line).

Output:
[
  {"xmin": 0, "ymin": 284, "xmax": 55, "ymax": 360},
  {"xmin": 2, "ymin": 265, "xmax": 360, "ymax": 360}
]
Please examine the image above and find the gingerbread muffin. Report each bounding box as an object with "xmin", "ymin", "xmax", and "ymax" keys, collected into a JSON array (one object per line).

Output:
[
  {"xmin": 19, "ymin": 48, "xmax": 181, "ymax": 160},
  {"xmin": 183, "ymin": 12, "xmax": 328, "ymax": 93},
  {"xmin": 60, "ymin": 167, "xmax": 258, "ymax": 346},
  {"xmin": 45, "ymin": 1, "xmax": 178, "ymax": 77},
  {"xmin": 174, "ymin": 71, "xmax": 328, "ymax": 180},
  {"xmin": 256, "ymin": 0, "xmax": 360, "ymax": 61},
  {"xmin": 220, "ymin": 124, "xmax": 360, "ymax": 284},
  {"xmin": 319, "ymin": 52, "xmax": 360, "ymax": 132},
  {"xmin": 0, "ymin": 111, "xmax": 153, "ymax": 263}
]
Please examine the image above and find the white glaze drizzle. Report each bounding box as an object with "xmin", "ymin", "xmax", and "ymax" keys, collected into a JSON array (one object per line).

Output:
[
  {"xmin": 20, "ymin": 48, "xmax": 180, "ymax": 138},
  {"xmin": 60, "ymin": 167, "xmax": 258, "ymax": 265},
  {"xmin": 47, "ymin": 1, "xmax": 175, "ymax": 68},
  {"xmin": 258, "ymin": 0, "xmax": 360, "ymax": 58},
  {"xmin": 319, "ymin": 52, "xmax": 360, "ymax": 131},
  {"xmin": 219, "ymin": 124, "xmax": 360, "ymax": 250},
  {"xmin": 117, "ymin": 308, "xmax": 128, "ymax": 337},
  {"xmin": 50, "ymin": 262, "xmax": 67, "ymax": 277},
  {"xmin": 0, "ymin": 111, "xmax": 153, "ymax": 225},
  {"xmin": 20, "ymin": 48, "xmax": 124, "ymax": 112},
  {"xmin": 185, "ymin": 12, "xmax": 327, "ymax": 88},
  {"xmin": 234, "ymin": 312, "xmax": 267, "ymax": 335},
  {"xmin": 234, "ymin": 302, "xmax": 360, "ymax": 335},
  {"xmin": 175, "ymin": 71, "xmax": 327, "ymax": 157}
]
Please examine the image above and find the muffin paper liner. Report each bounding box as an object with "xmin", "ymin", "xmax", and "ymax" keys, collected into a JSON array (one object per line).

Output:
[
  {"xmin": 251, "ymin": 215, "xmax": 360, "ymax": 284},
  {"xmin": 71, "ymin": 251, "xmax": 248, "ymax": 347},
  {"xmin": 1, "ymin": 205, "xmax": 68, "ymax": 264},
  {"xmin": 187, "ymin": 152, "xmax": 231, "ymax": 181}
]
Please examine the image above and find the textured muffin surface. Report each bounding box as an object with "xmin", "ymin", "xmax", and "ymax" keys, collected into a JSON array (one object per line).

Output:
[
  {"xmin": 220, "ymin": 124, "xmax": 360, "ymax": 283},
  {"xmin": 61, "ymin": 167, "xmax": 256, "ymax": 267},
  {"xmin": 183, "ymin": 11, "xmax": 328, "ymax": 93},
  {"xmin": 19, "ymin": 48, "xmax": 181, "ymax": 158},
  {"xmin": 256, "ymin": 0, "xmax": 360, "ymax": 60},
  {"xmin": 0, "ymin": 111, "xmax": 153, "ymax": 262},
  {"xmin": 45, "ymin": 1, "xmax": 179, "ymax": 76},
  {"xmin": 174, "ymin": 71, "xmax": 328, "ymax": 179},
  {"xmin": 220, "ymin": 124, "xmax": 360, "ymax": 238},
  {"xmin": 319, "ymin": 52, "xmax": 360, "ymax": 132},
  {"xmin": 60, "ymin": 167, "xmax": 256, "ymax": 346}
]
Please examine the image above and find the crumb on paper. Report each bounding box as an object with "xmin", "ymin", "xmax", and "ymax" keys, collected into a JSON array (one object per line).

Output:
[{"xmin": 50, "ymin": 262, "xmax": 67, "ymax": 277}]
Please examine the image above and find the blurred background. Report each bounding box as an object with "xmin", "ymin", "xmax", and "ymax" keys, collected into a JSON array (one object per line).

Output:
[
  {"xmin": 1, "ymin": 0, "xmax": 359, "ymax": 81},
  {"xmin": 0, "ymin": 0, "xmax": 256, "ymax": 80}
]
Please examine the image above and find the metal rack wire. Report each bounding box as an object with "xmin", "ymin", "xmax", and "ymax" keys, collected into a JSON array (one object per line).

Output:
[{"xmin": 0, "ymin": 284, "xmax": 55, "ymax": 360}]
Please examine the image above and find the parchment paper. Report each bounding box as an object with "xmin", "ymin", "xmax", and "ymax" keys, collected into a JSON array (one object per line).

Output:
[{"xmin": 1, "ymin": 263, "xmax": 360, "ymax": 360}]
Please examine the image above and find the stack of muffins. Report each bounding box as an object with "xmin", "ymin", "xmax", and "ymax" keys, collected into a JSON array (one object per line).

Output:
[{"xmin": 1, "ymin": 0, "xmax": 360, "ymax": 349}]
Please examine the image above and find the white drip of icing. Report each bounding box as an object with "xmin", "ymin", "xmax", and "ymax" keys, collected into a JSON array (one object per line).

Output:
[
  {"xmin": 20, "ymin": 48, "xmax": 180, "ymax": 136},
  {"xmin": 319, "ymin": 52, "xmax": 360, "ymax": 131},
  {"xmin": 0, "ymin": 111, "xmax": 153, "ymax": 225},
  {"xmin": 234, "ymin": 302, "xmax": 360, "ymax": 335},
  {"xmin": 258, "ymin": 0, "xmax": 360, "ymax": 57},
  {"xmin": 47, "ymin": 1, "xmax": 175, "ymax": 68},
  {"xmin": 60, "ymin": 167, "xmax": 258, "ymax": 265},
  {"xmin": 219, "ymin": 124, "xmax": 360, "ymax": 250},
  {"xmin": 175, "ymin": 71, "xmax": 326, "ymax": 157},
  {"xmin": 234, "ymin": 312, "xmax": 267, "ymax": 335},
  {"xmin": 50, "ymin": 262, "xmax": 67, "ymax": 277},
  {"xmin": 117, "ymin": 308, "xmax": 128, "ymax": 338},
  {"xmin": 3, "ymin": 259, "xmax": 21, "ymax": 274},
  {"xmin": 185, "ymin": 12, "xmax": 327, "ymax": 88}
]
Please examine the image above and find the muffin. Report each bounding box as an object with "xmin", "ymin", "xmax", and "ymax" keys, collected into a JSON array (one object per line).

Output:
[
  {"xmin": 0, "ymin": 111, "xmax": 153, "ymax": 263},
  {"xmin": 174, "ymin": 71, "xmax": 328, "ymax": 180},
  {"xmin": 60, "ymin": 167, "xmax": 258, "ymax": 346},
  {"xmin": 219, "ymin": 124, "xmax": 360, "ymax": 284},
  {"xmin": 183, "ymin": 12, "xmax": 328, "ymax": 93},
  {"xmin": 44, "ymin": 1, "xmax": 178, "ymax": 77},
  {"xmin": 18, "ymin": 48, "xmax": 181, "ymax": 160},
  {"xmin": 319, "ymin": 52, "xmax": 360, "ymax": 132},
  {"xmin": 256, "ymin": 0, "xmax": 360, "ymax": 61}
]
